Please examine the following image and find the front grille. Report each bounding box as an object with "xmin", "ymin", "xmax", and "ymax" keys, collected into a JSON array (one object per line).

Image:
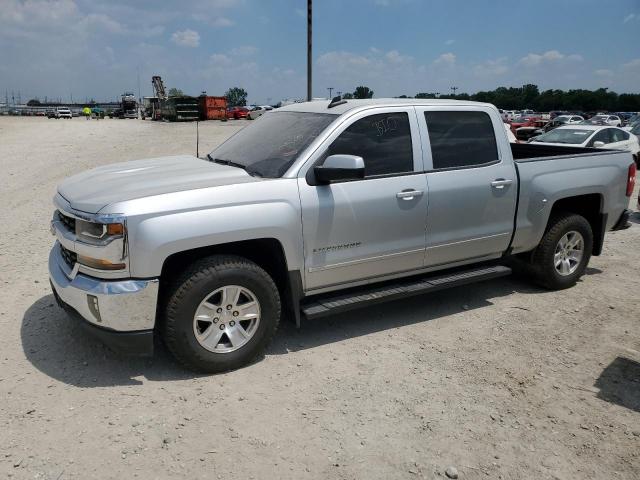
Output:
[
  {"xmin": 59, "ymin": 244, "xmax": 77, "ymax": 269},
  {"xmin": 57, "ymin": 210, "xmax": 76, "ymax": 232}
]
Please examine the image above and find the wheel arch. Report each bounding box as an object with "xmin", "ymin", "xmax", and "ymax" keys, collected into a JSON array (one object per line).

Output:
[
  {"xmin": 548, "ymin": 193, "xmax": 605, "ymax": 255},
  {"xmin": 159, "ymin": 238, "xmax": 303, "ymax": 326}
]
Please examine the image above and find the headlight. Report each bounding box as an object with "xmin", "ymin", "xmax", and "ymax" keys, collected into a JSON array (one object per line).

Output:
[{"xmin": 75, "ymin": 219, "xmax": 124, "ymax": 245}]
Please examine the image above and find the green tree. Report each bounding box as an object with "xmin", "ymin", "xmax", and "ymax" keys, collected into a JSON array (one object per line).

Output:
[
  {"xmin": 225, "ymin": 87, "xmax": 248, "ymax": 107},
  {"xmin": 342, "ymin": 92, "xmax": 354, "ymax": 99},
  {"xmin": 465, "ymin": 84, "xmax": 640, "ymax": 112},
  {"xmin": 167, "ymin": 88, "xmax": 185, "ymax": 97},
  {"xmin": 415, "ymin": 92, "xmax": 437, "ymax": 99},
  {"xmin": 353, "ymin": 86, "xmax": 374, "ymax": 99}
]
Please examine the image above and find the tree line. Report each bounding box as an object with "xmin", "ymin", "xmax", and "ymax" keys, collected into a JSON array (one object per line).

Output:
[
  {"xmin": 396, "ymin": 84, "xmax": 640, "ymax": 112},
  {"xmin": 168, "ymin": 83, "xmax": 640, "ymax": 112}
]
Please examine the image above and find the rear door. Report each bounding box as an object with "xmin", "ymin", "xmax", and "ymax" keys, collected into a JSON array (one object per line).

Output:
[
  {"xmin": 415, "ymin": 107, "xmax": 518, "ymax": 267},
  {"xmin": 298, "ymin": 107, "xmax": 427, "ymax": 291}
]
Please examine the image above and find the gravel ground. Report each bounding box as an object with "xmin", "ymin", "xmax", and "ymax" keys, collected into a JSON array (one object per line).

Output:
[{"xmin": 1, "ymin": 116, "xmax": 639, "ymax": 480}]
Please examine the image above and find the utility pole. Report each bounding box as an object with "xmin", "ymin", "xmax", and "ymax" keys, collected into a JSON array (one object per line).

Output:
[
  {"xmin": 327, "ymin": 87, "xmax": 333, "ymax": 99},
  {"xmin": 450, "ymin": 86, "xmax": 458, "ymax": 97},
  {"xmin": 307, "ymin": 0, "xmax": 312, "ymax": 101},
  {"xmin": 137, "ymin": 66, "xmax": 141, "ymax": 104}
]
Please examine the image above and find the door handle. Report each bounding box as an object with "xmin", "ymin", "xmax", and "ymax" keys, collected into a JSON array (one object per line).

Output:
[
  {"xmin": 491, "ymin": 179, "xmax": 513, "ymax": 189},
  {"xmin": 396, "ymin": 190, "xmax": 424, "ymax": 200}
]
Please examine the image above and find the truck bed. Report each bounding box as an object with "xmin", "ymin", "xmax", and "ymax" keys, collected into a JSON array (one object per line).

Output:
[{"xmin": 510, "ymin": 144, "xmax": 633, "ymax": 256}]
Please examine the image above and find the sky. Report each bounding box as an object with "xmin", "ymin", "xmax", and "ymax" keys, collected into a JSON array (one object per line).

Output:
[{"xmin": 1, "ymin": 0, "xmax": 639, "ymax": 105}]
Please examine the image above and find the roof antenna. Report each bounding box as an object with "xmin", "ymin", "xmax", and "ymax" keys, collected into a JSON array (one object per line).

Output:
[
  {"xmin": 328, "ymin": 95, "xmax": 347, "ymax": 109},
  {"xmin": 196, "ymin": 119, "xmax": 199, "ymax": 158}
]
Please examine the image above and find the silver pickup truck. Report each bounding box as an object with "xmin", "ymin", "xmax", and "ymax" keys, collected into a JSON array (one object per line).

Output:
[{"xmin": 49, "ymin": 99, "xmax": 636, "ymax": 372}]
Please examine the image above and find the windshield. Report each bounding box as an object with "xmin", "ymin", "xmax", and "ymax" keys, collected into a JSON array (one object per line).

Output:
[
  {"xmin": 532, "ymin": 128, "xmax": 594, "ymax": 144},
  {"xmin": 554, "ymin": 116, "xmax": 571, "ymax": 123},
  {"xmin": 208, "ymin": 111, "xmax": 336, "ymax": 178}
]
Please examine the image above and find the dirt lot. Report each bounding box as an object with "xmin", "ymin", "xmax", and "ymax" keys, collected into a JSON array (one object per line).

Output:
[{"xmin": 0, "ymin": 116, "xmax": 639, "ymax": 480}]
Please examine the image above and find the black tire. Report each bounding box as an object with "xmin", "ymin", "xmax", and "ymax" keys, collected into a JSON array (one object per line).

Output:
[
  {"xmin": 528, "ymin": 212, "xmax": 593, "ymax": 290},
  {"xmin": 162, "ymin": 255, "xmax": 281, "ymax": 373}
]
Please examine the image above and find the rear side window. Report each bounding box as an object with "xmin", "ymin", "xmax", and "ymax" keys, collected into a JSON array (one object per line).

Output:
[
  {"xmin": 327, "ymin": 112, "xmax": 413, "ymax": 177},
  {"xmin": 424, "ymin": 111, "xmax": 498, "ymax": 169},
  {"xmin": 610, "ymin": 129, "xmax": 629, "ymax": 142}
]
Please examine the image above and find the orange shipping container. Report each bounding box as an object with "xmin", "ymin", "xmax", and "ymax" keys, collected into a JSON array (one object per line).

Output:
[{"xmin": 198, "ymin": 96, "xmax": 227, "ymax": 120}]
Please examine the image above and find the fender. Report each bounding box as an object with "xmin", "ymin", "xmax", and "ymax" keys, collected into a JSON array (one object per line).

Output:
[{"xmin": 103, "ymin": 178, "xmax": 305, "ymax": 280}]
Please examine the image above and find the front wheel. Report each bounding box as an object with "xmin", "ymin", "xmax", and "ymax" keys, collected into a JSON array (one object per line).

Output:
[
  {"xmin": 162, "ymin": 255, "xmax": 281, "ymax": 373},
  {"xmin": 529, "ymin": 212, "xmax": 593, "ymax": 290}
]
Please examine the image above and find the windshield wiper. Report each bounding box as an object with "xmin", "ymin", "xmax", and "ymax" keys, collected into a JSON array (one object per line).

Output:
[
  {"xmin": 208, "ymin": 155, "xmax": 248, "ymax": 171},
  {"xmin": 207, "ymin": 154, "xmax": 260, "ymax": 177}
]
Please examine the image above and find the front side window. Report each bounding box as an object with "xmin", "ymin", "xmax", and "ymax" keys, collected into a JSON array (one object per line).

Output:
[
  {"xmin": 424, "ymin": 111, "xmax": 498, "ymax": 169},
  {"xmin": 326, "ymin": 112, "xmax": 414, "ymax": 177},
  {"xmin": 590, "ymin": 129, "xmax": 612, "ymax": 145}
]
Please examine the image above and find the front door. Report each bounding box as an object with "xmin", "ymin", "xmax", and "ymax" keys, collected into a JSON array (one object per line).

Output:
[
  {"xmin": 416, "ymin": 107, "xmax": 518, "ymax": 267},
  {"xmin": 298, "ymin": 107, "xmax": 428, "ymax": 291}
]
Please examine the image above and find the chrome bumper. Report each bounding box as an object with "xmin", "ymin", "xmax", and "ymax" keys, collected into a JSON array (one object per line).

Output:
[{"xmin": 48, "ymin": 242, "xmax": 159, "ymax": 332}]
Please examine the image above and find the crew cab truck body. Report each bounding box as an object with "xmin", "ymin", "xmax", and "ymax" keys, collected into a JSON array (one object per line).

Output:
[{"xmin": 48, "ymin": 99, "xmax": 636, "ymax": 372}]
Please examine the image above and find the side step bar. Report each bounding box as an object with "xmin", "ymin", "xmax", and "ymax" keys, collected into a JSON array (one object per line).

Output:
[{"xmin": 302, "ymin": 265, "xmax": 512, "ymax": 320}]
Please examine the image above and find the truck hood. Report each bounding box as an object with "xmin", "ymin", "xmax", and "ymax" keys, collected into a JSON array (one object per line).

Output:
[{"xmin": 58, "ymin": 155, "xmax": 260, "ymax": 213}]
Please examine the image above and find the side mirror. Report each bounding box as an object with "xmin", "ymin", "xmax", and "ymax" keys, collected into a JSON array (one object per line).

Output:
[
  {"xmin": 314, "ymin": 154, "xmax": 365, "ymax": 184},
  {"xmin": 593, "ymin": 141, "xmax": 605, "ymax": 148}
]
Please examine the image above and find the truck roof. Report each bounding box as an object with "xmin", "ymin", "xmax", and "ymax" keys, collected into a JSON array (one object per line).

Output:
[{"xmin": 278, "ymin": 98, "xmax": 496, "ymax": 115}]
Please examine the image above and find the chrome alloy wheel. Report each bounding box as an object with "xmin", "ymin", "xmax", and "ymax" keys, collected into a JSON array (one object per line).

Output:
[
  {"xmin": 554, "ymin": 231, "xmax": 584, "ymax": 276},
  {"xmin": 193, "ymin": 285, "xmax": 261, "ymax": 353}
]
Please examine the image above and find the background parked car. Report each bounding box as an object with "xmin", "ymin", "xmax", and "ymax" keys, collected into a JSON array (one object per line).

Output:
[
  {"xmin": 549, "ymin": 110, "xmax": 569, "ymax": 120},
  {"xmin": 583, "ymin": 114, "xmax": 622, "ymax": 126},
  {"xmin": 623, "ymin": 114, "xmax": 640, "ymax": 131},
  {"xmin": 515, "ymin": 118, "xmax": 548, "ymax": 141},
  {"xmin": 530, "ymin": 125, "xmax": 639, "ymax": 162},
  {"xmin": 545, "ymin": 115, "xmax": 584, "ymax": 132},
  {"xmin": 509, "ymin": 115, "xmax": 542, "ymax": 137},
  {"xmin": 248, "ymin": 105, "xmax": 273, "ymax": 120},
  {"xmin": 55, "ymin": 107, "xmax": 72, "ymax": 119},
  {"xmin": 226, "ymin": 106, "xmax": 249, "ymax": 119}
]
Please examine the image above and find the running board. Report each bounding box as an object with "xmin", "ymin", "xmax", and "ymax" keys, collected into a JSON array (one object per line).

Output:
[{"xmin": 302, "ymin": 265, "xmax": 512, "ymax": 320}]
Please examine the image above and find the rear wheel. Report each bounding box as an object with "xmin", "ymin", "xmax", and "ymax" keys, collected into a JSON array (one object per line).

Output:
[
  {"xmin": 528, "ymin": 212, "xmax": 593, "ymax": 290},
  {"xmin": 162, "ymin": 255, "xmax": 281, "ymax": 373}
]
